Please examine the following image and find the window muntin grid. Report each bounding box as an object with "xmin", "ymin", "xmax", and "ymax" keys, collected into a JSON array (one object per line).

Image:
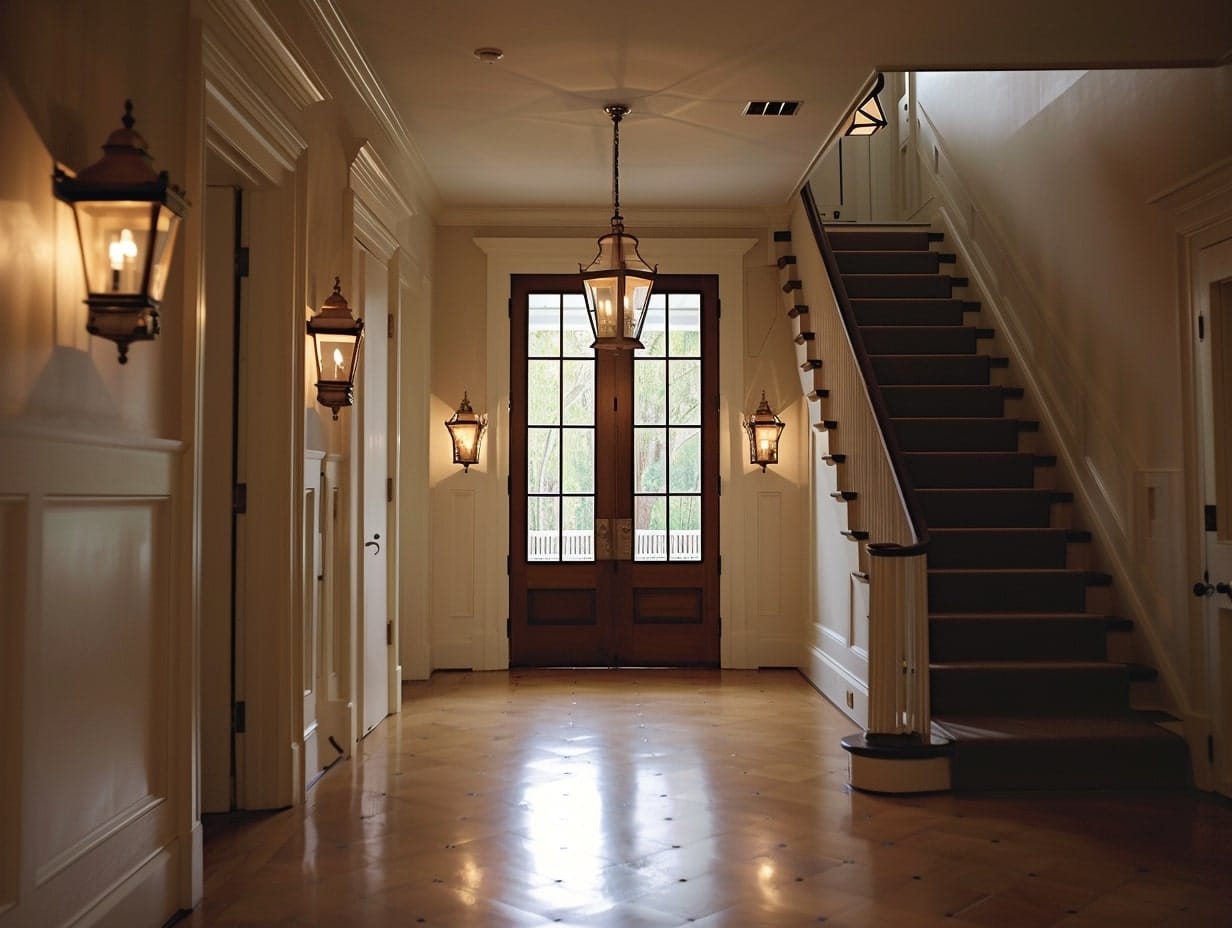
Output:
[
  {"xmin": 633, "ymin": 293, "xmax": 703, "ymax": 561},
  {"xmin": 526, "ymin": 293, "xmax": 594, "ymax": 561}
]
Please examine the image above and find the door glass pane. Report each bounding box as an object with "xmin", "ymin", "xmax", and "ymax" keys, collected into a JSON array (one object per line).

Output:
[
  {"xmin": 634, "ymin": 427, "xmax": 667, "ymax": 493},
  {"xmin": 526, "ymin": 292, "xmax": 594, "ymax": 562},
  {"xmin": 528, "ymin": 496, "xmax": 560, "ymax": 561},
  {"xmin": 635, "ymin": 360, "xmax": 666, "ymax": 425},
  {"xmin": 527, "ymin": 360, "xmax": 560, "ymax": 425},
  {"xmin": 562, "ymin": 360, "xmax": 595, "ymax": 425},
  {"xmin": 668, "ymin": 358, "xmax": 701, "ymax": 425},
  {"xmin": 634, "ymin": 290, "xmax": 705, "ymax": 561},
  {"xmin": 562, "ymin": 429, "xmax": 595, "ymax": 493},
  {"xmin": 634, "ymin": 495, "xmax": 667, "ymax": 562},
  {"xmin": 669, "ymin": 427, "xmax": 701, "ymax": 493},
  {"xmin": 562, "ymin": 297, "xmax": 593, "ymax": 357},
  {"xmin": 669, "ymin": 495, "xmax": 702, "ymax": 561},
  {"xmin": 528, "ymin": 294, "xmax": 561, "ymax": 356},
  {"xmin": 641, "ymin": 299, "xmax": 667, "ymax": 356},
  {"xmin": 562, "ymin": 496, "xmax": 594, "ymax": 562}
]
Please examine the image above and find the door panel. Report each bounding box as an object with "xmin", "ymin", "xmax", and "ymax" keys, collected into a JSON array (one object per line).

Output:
[
  {"xmin": 358, "ymin": 246, "xmax": 390, "ymax": 736},
  {"xmin": 510, "ymin": 274, "xmax": 719, "ymax": 667}
]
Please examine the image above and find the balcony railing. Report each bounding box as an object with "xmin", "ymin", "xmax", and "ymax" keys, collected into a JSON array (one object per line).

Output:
[{"xmin": 527, "ymin": 530, "xmax": 701, "ymax": 562}]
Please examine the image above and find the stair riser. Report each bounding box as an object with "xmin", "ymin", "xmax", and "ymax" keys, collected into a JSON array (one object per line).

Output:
[
  {"xmin": 893, "ymin": 420, "xmax": 1022, "ymax": 452},
  {"xmin": 920, "ymin": 491, "xmax": 1056, "ymax": 528},
  {"xmin": 882, "ymin": 387, "xmax": 1005, "ymax": 418},
  {"xmin": 828, "ymin": 231, "xmax": 935, "ymax": 251},
  {"xmin": 861, "ymin": 328, "xmax": 978, "ymax": 355},
  {"xmin": 929, "ymin": 573, "xmax": 1093, "ymax": 613},
  {"xmin": 851, "ymin": 301, "xmax": 969, "ymax": 326},
  {"xmin": 927, "ymin": 532, "xmax": 1071, "ymax": 568},
  {"xmin": 948, "ymin": 740, "xmax": 1190, "ymax": 790},
  {"xmin": 906, "ymin": 454, "xmax": 1036, "ymax": 488},
  {"xmin": 930, "ymin": 619, "xmax": 1108, "ymax": 662},
  {"xmin": 836, "ymin": 252, "xmax": 942, "ymax": 275},
  {"xmin": 844, "ymin": 275, "xmax": 960, "ymax": 299},
  {"xmin": 931, "ymin": 666, "xmax": 1129, "ymax": 715},
  {"xmin": 872, "ymin": 356, "xmax": 991, "ymax": 385}
]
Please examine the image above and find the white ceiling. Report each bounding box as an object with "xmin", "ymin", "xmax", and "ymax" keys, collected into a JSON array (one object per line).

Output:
[{"xmin": 332, "ymin": 0, "xmax": 1232, "ymax": 218}]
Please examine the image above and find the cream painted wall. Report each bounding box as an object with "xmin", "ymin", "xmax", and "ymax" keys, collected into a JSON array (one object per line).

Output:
[
  {"xmin": 0, "ymin": 0, "xmax": 439, "ymax": 923},
  {"xmin": 911, "ymin": 67, "xmax": 1232, "ymax": 740}
]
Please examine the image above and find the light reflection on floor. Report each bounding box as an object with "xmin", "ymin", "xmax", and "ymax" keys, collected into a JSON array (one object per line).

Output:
[{"xmin": 186, "ymin": 669, "xmax": 1232, "ymax": 927}]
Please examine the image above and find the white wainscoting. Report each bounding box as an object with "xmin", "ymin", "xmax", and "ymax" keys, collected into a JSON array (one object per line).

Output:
[{"xmin": 1, "ymin": 424, "xmax": 184, "ymax": 928}]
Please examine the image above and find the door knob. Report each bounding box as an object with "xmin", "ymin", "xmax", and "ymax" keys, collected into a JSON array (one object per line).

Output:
[
  {"xmin": 364, "ymin": 533, "xmax": 381, "ymax": 555},
  {"xmin": 1194, "ymin": 580, "xmax": 1214, "ymax": 597}
]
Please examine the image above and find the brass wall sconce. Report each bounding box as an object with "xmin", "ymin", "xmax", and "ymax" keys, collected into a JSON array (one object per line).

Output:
[
  {"xmin": 445, "ymin": 392, "xmax": 487, "ymax": 473},
  {"xmin": 744, "ymin": 391, "xmax": 785, "ymax": 472},
  {"xmin": 307, "ymin": 277, "xmax": 364, "ymax": 420},
  {"xmin": 52, "ymin": 100, "xmax": 188, "ymax": 363}
]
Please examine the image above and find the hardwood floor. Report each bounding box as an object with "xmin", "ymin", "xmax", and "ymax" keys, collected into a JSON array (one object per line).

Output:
[{"xmin": 181, "ymin": 670, "xmax": 1232, "ymax": 927}]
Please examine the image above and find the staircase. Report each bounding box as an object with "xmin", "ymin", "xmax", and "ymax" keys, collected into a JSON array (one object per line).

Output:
[{"xmin": 817, "ymin": 223, "xmax": 1191, "ymax": 790}]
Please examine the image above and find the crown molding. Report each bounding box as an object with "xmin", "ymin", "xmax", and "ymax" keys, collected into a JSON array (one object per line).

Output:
[
  {"xmin": 439, "ymin": 205, "xmax": 789, "ymax": 230},
  {"xmin": 300, "ymin": 0, "xmax": 440, "ymax": 215},
  {"xmin": 207, "ymin": 0, "xmax": 328, "ymax": 109},
  {"xmin": 203, "ymin": 31, "xmax": 308, "ymax": 183},
  {"xmin": 351, "ymin": 141, "xmax": 414, "ymax": 229}
]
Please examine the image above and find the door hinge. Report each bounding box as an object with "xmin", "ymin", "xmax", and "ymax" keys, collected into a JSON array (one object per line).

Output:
[
  {"xmin": 1206, "ymin": 505, "xmax": 1218, "ymax": 532},
  {"xmin": 507, "ymin": 474, "xmax": 512, "ymax": 496},
  {"xmin": 233, "ymin": 483, "xmax": 247, "ymax": 514},
  {"xmin": 1199, "ymin": 314, "xmax": 1206, "ymax": 341},
  {"xmin": 507, "ymin": 554, "xmax": 511, "ymax": 575},
  {"xmin": 716, "ymin": 298, "xmax": 721, "ymax": 319},
  {"xmin": 386, "ymin": 476, "xmax": 394, "ymax": 503},
  {"xmin": 718, "ymin": 555, "xmax": 722, "ymax": 575},
  {"xmin": 233, "ymin": 701, "xmax": 246, "ymax": 734},
  {"xmin": 387, "ymin": 314, "xmax": 395, "ymax": 339},
  {"xmin": 386, "ymin": 621, "xmax": 393, "ymax": 646},
  {"xmin": 235, "ymin": 246, "xmax": 250, "ymax": 279},
  {"xmin": 1209, "ymin": 734, "xmax": 1215, "ymax": 763},
  {"xmin": 506, "ymin": 618, "xmax": 512, "ymax": 638},
  {"xmin": 508, "ymin": 297, "xmax": 513, "ymax": 319}
]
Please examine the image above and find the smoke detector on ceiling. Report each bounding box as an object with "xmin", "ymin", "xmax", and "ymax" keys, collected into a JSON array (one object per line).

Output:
[{"xmin": 473, "ymin": 47, "xmax": 504, "ymax": 63}]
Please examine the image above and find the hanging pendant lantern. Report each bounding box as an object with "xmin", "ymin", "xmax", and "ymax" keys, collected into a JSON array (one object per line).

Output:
[
  {"xmin": 444, "ymin": 392, "xmax": 487, "ymax": 473},
  {"xmin": 580, "ymin": 104, "xmax": 657, "ymax": 351},
  {"xmin": 307, "ymin": 277, "xmax": 365, "ymax": 420},
  {"xmin": 52, "ymin": 100, "xmax": 189, "ymax": 363},
  {"xmin": 744, "ymin": 391, "xmax": 786, "ymax": 472}
]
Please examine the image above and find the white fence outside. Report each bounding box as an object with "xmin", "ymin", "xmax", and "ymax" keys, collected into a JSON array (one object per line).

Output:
[{"xmin": 527, "ymin": 530, "xmax": 701, "ymax": 562}]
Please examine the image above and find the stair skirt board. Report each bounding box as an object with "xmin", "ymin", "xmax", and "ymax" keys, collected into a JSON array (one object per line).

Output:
[{"xmin": 822, "ymin": 223, "xmax": 1189, "ymax": 791}]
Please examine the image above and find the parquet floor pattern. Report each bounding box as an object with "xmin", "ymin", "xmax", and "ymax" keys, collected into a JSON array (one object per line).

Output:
[{"xmin": 184, "ymin": 670, "xmax": 1232, "ymax": 927}]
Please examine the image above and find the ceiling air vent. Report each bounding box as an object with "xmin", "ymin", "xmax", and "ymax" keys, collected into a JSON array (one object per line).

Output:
[{"xmin": 743, "ymin": 101, "xmax": 801, "ymax": 117}]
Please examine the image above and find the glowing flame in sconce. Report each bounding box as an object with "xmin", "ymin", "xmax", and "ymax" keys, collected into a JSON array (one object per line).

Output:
[
  {"xmin": 109, "ymin": 229, "xmax": 137, "ymax": 270},
  {"xmin": 332, "ymin": 347, "xmax": 345, "ymax": 378}
]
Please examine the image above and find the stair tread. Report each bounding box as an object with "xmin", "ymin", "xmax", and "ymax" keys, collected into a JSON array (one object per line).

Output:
[
  {"xmin": 930, "ymin": 611, "xmax": 1119, "ymax": 619},
  {"xmin": 931, "ymin": 660, "xmax": 1128, "ymax": 671},
  {"xmin": 932, "ymin": 713, "xmax": 1183, "ymax": 743}
]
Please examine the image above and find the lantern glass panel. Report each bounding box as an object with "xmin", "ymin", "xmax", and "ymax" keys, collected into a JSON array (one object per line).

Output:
[
  {"xmin": 314, "ymin": 332, "xmax": 361, "ymax": 383},
  {"xmin": 72, "ymin": 200, "xmax": 156, "ymax": 297}
]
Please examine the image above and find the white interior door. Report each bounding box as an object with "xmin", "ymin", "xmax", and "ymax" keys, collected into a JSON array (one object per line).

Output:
[
  {"xmin": 302, "ymin": 454, "xmax": 324, "ymax": 783},
  {"xmin": 1195, "ymin": 234, "xmax": 1232, "ymax": 798},
  {"xmin": 358, "ymin": 246, "xmax": 390, "ymax": 737}
]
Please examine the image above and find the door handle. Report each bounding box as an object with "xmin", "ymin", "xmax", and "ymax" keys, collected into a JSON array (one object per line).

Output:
[{"xmin": 364, "ymin": 533, "xmax": 381, "ymax": 555}]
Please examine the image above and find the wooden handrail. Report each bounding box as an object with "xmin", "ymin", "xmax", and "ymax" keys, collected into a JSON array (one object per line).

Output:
[{"xmin": 800, "ymin": 183, "xmax": 930, "ymax": 557}]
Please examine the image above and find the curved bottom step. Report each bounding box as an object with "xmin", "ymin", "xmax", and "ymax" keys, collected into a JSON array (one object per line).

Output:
[
  {"xmin": 932, "ymin": 713, "xmax": 1190, "ymax": 790},
  {"xmin": 840, "ymin": 731, "xmax": 953, "ymax": 793}
]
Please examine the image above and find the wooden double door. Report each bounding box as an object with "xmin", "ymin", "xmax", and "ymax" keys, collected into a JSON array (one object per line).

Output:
[{"xmin": 509, "ymin": 274, "xmax": 720, "ymax": 667}]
